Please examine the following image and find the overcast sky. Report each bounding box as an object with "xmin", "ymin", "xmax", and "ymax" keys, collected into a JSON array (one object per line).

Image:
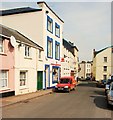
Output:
[{"xmin": 0, "ymin": 1, "xmax": 111, "ymax": 62}]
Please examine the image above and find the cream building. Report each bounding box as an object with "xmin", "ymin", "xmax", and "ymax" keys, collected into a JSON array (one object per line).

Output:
[
  {"xmin": 92, "ymin": 46, "xmax": 113, "ymax": 81},
  {"xmin": 0, "ymin": 2, "xmax": 64, "ymax": 89},
  {"xmin": 78, "ymin": 61, "xmax": 92, "ymax": 80},
  {"xmin": 61, "ymin": 39, "xmax": 79, "ymax": 79}
]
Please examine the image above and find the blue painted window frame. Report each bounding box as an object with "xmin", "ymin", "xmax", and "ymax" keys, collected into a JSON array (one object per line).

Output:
[
  {"xmin": 45, "ymin": 64, "xmax": 50, "ymax": 88},
  {"xmin": 55, "ymin": 41, "xmax": 60, "ymax": 60},
  {"xmin": 55, "ymin": 22, "xmax": 60, "ymax": 38},
  {"xmin": 52, "ymin": 66, "xmax": 60, "ymax": 84},
  {"xmin": 47, "ymin": 36, "xmax": 53, "ymax": 59},
  {"xmin": 47, "ymin": 15, "xmax": 53, "ymax": 34}
]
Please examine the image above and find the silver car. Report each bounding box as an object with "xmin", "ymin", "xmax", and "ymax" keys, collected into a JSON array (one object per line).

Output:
[{"xmin": 107, "ymin": 82, "xmax": 113, "ymax": 107}]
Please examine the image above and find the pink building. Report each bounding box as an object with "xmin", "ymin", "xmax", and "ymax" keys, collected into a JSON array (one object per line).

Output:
[{"xmin": 0, "ymin": 31, "xmax": 15, "ymax": 97}]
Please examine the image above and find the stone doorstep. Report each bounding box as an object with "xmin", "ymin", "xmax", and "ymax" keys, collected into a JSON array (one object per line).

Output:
[{"xmin": 1, "ymin": 89, "xmax": 53, "ymax": 107}]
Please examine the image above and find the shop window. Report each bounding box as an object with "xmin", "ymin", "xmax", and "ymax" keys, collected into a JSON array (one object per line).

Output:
[{"xmin": 52, "ymin": 67, "xmax": 59, "ymax": 83}]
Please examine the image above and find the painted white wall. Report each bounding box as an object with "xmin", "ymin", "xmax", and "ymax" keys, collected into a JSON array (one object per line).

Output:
[
  {"xmin": 14, "ymin": 42, "xmax": 37, "ymax": 95},
  {"xmin": 0, "ymin": 2, "xmax": 64, "ymax": 89}
]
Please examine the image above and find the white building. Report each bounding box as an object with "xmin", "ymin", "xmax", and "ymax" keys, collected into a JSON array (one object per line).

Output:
[
  {"xmin": 78, "ymin": 61, "xmax": 92, "ymax": 79},
  {"xmin": 92, "ymin": 46, "xmax": 113, "ymax": 81},
  {"xmin": 61, "ymin": 39, "xmax": 79, "ymax": 78},
  {"xmin": 0, "ymin": 2, "xmax": 64, "ymax": 89}
]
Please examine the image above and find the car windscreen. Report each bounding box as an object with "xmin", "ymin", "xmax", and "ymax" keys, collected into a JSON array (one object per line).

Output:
[{"xmin": 60, "ymin": 79, "xmax": 70, "ymax": 84}]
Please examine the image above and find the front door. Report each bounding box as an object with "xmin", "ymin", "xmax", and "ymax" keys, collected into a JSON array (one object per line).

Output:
[
  {"xmin": 37, "ymin": 71, "xmax": 43, "ymax": 90},
  {"xmin": 45, "ymin": 65, "xmax": 50, "ymax": 89}
]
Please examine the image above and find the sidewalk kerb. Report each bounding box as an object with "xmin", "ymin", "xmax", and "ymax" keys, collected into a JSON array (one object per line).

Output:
[{"xmin": 1, "ymin": 90, "xmax": 53, "ymax": 108}]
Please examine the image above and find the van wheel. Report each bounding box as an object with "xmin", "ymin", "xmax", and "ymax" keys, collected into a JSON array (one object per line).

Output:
[{"xmin": 68, "ymin": 88, "xmax": 70, "ymax": 92}]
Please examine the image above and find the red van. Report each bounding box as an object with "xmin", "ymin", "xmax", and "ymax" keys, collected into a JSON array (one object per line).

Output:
[{"xmin": 54, "ymin": 76, "xmax": 77, "ymax": 92}]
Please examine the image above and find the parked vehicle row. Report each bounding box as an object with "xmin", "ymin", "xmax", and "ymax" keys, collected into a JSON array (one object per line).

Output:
[{"xmin": 96, "ymin": 78, "xmax": 113, "ymax": 108}]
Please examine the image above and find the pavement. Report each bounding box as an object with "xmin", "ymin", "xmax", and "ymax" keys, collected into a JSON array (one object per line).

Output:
[
  {"xmin": 1, "ymin": 89, "xmax": 52, "ymax": 108},
  {"xmin": 1, "ymin": 81, "xmax": 81, "ymax": 108}
]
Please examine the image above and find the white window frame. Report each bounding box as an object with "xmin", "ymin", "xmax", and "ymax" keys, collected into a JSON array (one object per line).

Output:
[
  {"xmin": 25, "ymin": 45, "xmax": 31, "ymax": 58},
  {"xmin": 20, "ymin": 71, "xmax": 27, "ymax": 88},
  {"xmin": 0, "ymin": 70, "xmax": 8, "ymax": 89}
]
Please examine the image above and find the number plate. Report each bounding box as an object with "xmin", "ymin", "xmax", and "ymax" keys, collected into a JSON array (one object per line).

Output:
[{"xmin": 58, "ymin": 88, "xmax": 63, "ymax": 90}]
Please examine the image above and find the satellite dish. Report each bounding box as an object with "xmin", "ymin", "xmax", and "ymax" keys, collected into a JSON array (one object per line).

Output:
[{"xmin": 10, "ymin": 36, "xmax": 16, "ymax": 47}]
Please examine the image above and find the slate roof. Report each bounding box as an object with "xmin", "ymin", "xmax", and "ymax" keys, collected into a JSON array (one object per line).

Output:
[
  {"xmin": 63, "ymin": 39, "xmax": 78, "ymax": 56},
  {"xmin": 94, "ymin": 46, "xmax": 113, "ymax": 57},
  {"xmin": 0, "ymin": 7, "xmax": 42, "ymax": 16},
  {"xmin": 0, "ymin": 24, "xmax": 43, "ymax": 50}
]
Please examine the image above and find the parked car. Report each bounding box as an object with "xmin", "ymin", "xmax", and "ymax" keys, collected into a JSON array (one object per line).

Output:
[
  {"xmin": 105, "ymin": 79, "xmax": 113, "ymax": 95},
  {"xmin": 106, "ymin": 82, "xmax": 113, "ymax": 107},
  {"xmin": 96, "ymin": 79, "xmax": 107, "ymax": 88},
  {"xmin": 54, "ymin": 76, "xmax": 77, "ymax": 92},
  {"xmin": 85, "ymin": 77, "xmax": 91, "ymax": 80}
]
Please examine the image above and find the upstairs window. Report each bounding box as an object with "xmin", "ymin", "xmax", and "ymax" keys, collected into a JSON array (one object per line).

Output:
[
  {"xmin": 0, "ymin": 70, "xmax": 8, "ymax": 89},
  {"xmin": 104, "ymin": 57, "xmax": 107, "ymax": 62},
  {"xmin": 39, "ymin": 50, "xmax": 42, "ymax": 59},
  {"xmin": 47, "ymin": 36, "xmax": 53, "ymax": 58},
  {"xmin": 55, "ymin": 23, "xmax": 60, "ymax": 38},
  {"xmin": 0, "ymin": 38, "xmax": 3, "ymax": 53},
  {"xmin": 47, "ymin": 16, "xmax": 53, "ymax": 33},
  {"xmin": 55, "ymin": 41, "xmax": 60, "ymax": 60},
  {"xmin": 103, "ymin": 66, "xmax": 107, "ymax": 72},
  {"xmin": 25, "ymin": 45, "xmax": 31, "ymax": 57}
]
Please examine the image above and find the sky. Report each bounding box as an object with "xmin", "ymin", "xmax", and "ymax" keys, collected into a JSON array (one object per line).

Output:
[{"xmin": 0, "ymin": 0, "xmax": 111, "ymax": 62}]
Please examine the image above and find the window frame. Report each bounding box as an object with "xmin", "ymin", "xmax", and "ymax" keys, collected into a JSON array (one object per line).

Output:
[
  {"xmin": 25, "ymin": 45, "xmax": 31, "ymax": 58},
  {"xmin": 47, "ymin": 15, "xmax": 53, "ymax": 34},
  {"xmin": 47, "ymin": 36, "xmax": 53, "ymax": 59},
  {"xmin": 55, "ymin": 41, "xmax": 60, "ymax": 60},
  {"xmin": 20, "ymin": 71, "xmax": 27, "ymax": 87},
  {"xmin": 0, "ymin": 70, "xmax": 8, "ymax": 89},
  {"xmin": 0, "ymin": 38, "xmax": 4, "ymax": 54},
  {"xmin": 103, "ymin": 66, "xmax": 107, "ymax": 72},
  {"xmin": 104, "ymin": 57, "xmax": 107, "ymax": 62},
  {"xmin": 55, "ymin": 22, "xmax": 60, "ymax": 38}
]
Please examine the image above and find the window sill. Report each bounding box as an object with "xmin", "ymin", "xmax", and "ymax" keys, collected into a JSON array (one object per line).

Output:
[
  {"xmin": 19, "ymin": 86, "xmax": 28, "ymax": 90},
  {"xmin": 38, "ymin": 59, "xmax": 43, "ymax": 62},
  {"xmin": 0, "ymin": 87, "xmax": 10, "ymax": 92},
  {"xmin": 0, "ymin": 52, "xmax": 7, "ymax": 56},
  {"xmin": 24, "ymin": 57, "xmax": 32, "ymax": 60}
]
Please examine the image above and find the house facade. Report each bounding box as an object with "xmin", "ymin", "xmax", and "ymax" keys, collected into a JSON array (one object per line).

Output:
[
  {"xmin": 78, "ymin": 61, "xmax": 92, "ymax": 79},
  {"xmin": 0, "ymin": 2, "xmax": 64, "ymax": 89},
  {"xmin": 61, "ymin": 39, "xmax": 79, "ymax": 79},
  {"xmin": 0, "ymin": 24, "xmax": 43, "ymax": 96},
  {"xmin": 92, "ymin": 46, "xmax": 113, "ymax": 81}
]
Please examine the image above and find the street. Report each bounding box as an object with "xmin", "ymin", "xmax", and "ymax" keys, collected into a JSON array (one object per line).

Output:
[{"xmin": 2, "ymin": 81, "xmax": 113, "ymax": 118}]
